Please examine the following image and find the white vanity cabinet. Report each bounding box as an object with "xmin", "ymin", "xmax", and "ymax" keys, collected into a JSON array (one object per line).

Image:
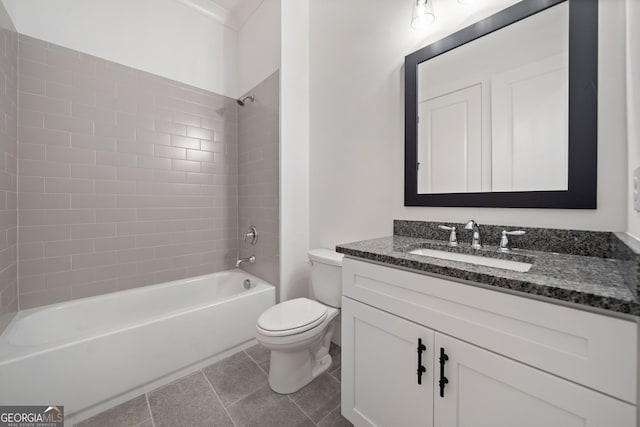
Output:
[{"xmin": 341, "ymin": 258, "xmax": 638, "ymax": 427}]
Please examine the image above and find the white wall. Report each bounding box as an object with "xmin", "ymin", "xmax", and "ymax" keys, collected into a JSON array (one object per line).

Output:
[
  {"xmin": 237, "ymin": 0, "xmax": 281, "ymax": 96},
  {"xmin": 626, "ymin": 0, "xmax": 640, "ymax": 240},
  {"xmin": 310, "ymin": 0, "xmax": 628, "ymax": 253},
  {"xmin": 1, "ymin": 0, "xmax": 238, "ymax": 97},
  {"xmin": 280, "ymin": 0, "xmax": 310, "ymax": 302},
  {"xmin": 310, "ymin": 0, "xmax": 400, "ymax": 247},
  {"xmin": 309, "ymin": 0, "xmax": 517, "ymax": 248}
]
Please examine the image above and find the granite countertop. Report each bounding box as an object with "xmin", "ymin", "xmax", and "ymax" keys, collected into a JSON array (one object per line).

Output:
[{"xmin": 336, "ymin": 235, "xmax": 640, "ymax": 316}]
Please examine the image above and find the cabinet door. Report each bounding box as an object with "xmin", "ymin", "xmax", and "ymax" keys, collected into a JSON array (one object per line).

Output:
[
  {"xmin": 342, "ymin": 297, "xmax": 434, "ymax": 427},
  {"xmin": 434, "ymin": 333, "xmax": 636, "ymax": 427}
]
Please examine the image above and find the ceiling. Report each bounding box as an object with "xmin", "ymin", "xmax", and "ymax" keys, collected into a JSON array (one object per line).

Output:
[{"xmin": 177, "ymin": 0, "xmax": 264, "ymax": 30}]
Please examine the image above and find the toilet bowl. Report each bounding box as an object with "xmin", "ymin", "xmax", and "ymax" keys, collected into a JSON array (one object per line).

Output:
[{"xmin": 255, "ymin": 249, "xmax": 343, "ymax": 394}]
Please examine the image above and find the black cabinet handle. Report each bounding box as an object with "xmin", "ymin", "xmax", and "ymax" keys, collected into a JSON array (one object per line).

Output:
[
  {"xmin": 439, "ymin": 347, "xmax": 449, "ymax": 397},
  {"xmin": 416, "ymin": 338, "xmax": 426, "ymax": 384}
]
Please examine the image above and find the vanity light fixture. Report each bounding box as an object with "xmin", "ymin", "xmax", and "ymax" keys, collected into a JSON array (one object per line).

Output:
[{"xmin": 411, "ymin": 0, "xmax": 435, "ymax": 29}]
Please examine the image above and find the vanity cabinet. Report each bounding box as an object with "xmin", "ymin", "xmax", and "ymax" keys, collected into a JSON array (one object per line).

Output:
[{"xmin": 341, "ymin": 259, "xmax": 638, "ymax": 427}]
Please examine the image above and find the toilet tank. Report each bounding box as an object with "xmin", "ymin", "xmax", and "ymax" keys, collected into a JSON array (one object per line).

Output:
[{"xmin": 308, "ymin": 249, "xmax": 344, "ymax": 308}]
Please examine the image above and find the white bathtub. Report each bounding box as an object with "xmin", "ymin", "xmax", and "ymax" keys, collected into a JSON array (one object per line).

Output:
[{"xmin": 0, "ymin": 270, "xmax": 275, "ymax": 423}]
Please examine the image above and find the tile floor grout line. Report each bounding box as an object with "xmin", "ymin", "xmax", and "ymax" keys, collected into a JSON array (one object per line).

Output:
[
  {"xmin": 287, "ymin": 395, "xmax": 319, "ymax": 426},
  {"xmin": 144, "ymin": 393, "xmax": 157, "ymax": 427},
  {"xmin": 133, "ymin": 417, "xmax": 154, "ymax": 427},
  {"xmin": 244, "ymin": 349, "xmax": 269, "ymax": 376},
  {"xmin": 331, "ymin": 372, "xmax": 341, "ymax": 383},
  {"xmin": 222, "ymin": 387, "xmax": 261, "ymax": 410},
  {"xmin": 315, "ymin": 363, "xmax": 342, "ymax": 425},
  {"xmin": 325, "ymin": 367, "xmax": 345, "ymax": 424},
  {"xmin": 200, "ymin": 368, "xmax": 239, "ymax": 427},
  {"xmin": 210, "ymin": 350, "xmax": 270, "ymax": 408},
  {"xmin": 314, "ymin": 402, "xmax": 342, "ymax": 426}
]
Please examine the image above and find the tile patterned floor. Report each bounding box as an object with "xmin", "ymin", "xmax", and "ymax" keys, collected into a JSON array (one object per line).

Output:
[{"xmin": 76, "ymin": 343, "xmax": 351, "ymax": 427}]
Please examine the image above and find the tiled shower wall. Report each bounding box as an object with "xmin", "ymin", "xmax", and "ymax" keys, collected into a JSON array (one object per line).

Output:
[
  {"xmin": 17, "ymin": 35, "xmax": 239, "ymax": 309},
  {"xmin": 0, "ymin": 4, "xmax": 18, "ymax": 333},
  {"xmin": 237, "ymin": 72, "xmax": 280, "ymax": 293}
]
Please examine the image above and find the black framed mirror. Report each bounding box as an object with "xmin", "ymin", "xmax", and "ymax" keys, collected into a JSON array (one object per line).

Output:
[{"xmin": 404, "ymin": 0, "xmax": 597, "ymax": 208}]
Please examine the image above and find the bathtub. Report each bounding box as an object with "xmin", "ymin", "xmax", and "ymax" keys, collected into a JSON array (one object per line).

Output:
[{"xmin": 0, "ymin": 270, "xmax": 275, "ymax": 424}]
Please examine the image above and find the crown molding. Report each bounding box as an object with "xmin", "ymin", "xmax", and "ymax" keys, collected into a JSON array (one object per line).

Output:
[
  {"xmin": 176, "ymin": 0, "xmax": 231, "ymax": 27},
  {"xmin": 175, "ymin": 0, "xmax": 264, "ymax": 31}
]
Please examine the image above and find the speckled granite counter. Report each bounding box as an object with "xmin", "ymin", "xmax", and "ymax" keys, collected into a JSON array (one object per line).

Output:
[{"xmin": 336, "ymin": 234, "xmax": 640, "ymax": 316}]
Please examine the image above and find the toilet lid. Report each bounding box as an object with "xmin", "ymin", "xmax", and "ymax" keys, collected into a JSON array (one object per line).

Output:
[{"xmin": 257, "ymin": 298, "xmax": 328, "ymax": 336}]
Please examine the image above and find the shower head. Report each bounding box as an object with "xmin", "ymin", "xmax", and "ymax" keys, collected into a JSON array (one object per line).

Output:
[{"xmin": 236, "ymin": 95, "xmax": 255, "ymax": 106}]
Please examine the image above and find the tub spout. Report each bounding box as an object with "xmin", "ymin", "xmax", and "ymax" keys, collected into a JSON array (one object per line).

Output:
[{"xmin": 236, "ymin": 255, "xmax": 256, "ymax": 268}]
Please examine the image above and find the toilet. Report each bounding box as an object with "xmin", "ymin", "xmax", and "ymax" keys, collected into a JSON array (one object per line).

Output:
[{"xmin": 255, "ymin": 248, "xmax": 343, "ymax": 394}]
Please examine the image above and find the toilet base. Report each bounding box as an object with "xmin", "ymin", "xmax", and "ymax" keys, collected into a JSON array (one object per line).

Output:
[
  {"xmin": 257, "ymin": 306, "xmax": 338, "ymax": 394},
  {"xmin": 269, "ymin": 350, "xmax": 333, "ymax": 394},
  {"xmin": 267, "ymin": 319, "xmax": 336, "ymax": 394}
]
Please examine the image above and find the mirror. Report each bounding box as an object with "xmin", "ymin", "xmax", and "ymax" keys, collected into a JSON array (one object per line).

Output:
[
  {"xmin": 417, "ymin": 3, "xmax": 568, "ymax": 194},
  {"xmin": 405, "ymin": 0, "xmax": 598, "ymax": 208}
]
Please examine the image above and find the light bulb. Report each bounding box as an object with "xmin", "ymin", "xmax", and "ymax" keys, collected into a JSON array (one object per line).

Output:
[{"xmin": 411, "ymin": 0, "xmax": 435, "ymax": 29}]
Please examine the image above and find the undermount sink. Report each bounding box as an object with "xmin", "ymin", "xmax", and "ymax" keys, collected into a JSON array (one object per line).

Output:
[{"xmin": 408, "ymin": 248, "xmax": 532, "ymax": 273}]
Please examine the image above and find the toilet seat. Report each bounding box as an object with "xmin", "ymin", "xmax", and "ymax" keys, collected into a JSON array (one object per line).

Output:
[{"xmin": 257, "ymin": 298, "xmax": 328, "ymax": 337}]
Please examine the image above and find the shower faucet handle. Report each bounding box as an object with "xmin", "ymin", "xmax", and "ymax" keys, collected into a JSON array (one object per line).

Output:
[
  {"xmin": 243, "ymin": 225, "xmax": 258, "ymax": 245},
  {"xmin": 438, "ymin": 225, "xmax": 458, "ymax": 247}
]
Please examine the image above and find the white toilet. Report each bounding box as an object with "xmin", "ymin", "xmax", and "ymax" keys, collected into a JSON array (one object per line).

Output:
[{"xmin": 255, "ymin": 248, "xmax": 343, "ymax": 394}]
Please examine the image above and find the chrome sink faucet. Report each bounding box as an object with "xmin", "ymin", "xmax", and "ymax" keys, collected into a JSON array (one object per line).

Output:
[
  {"xmin": 236, "ymin": 255, "xmax": 256, "ymax": 268},
  {"xmin": 464, "ymin": 220, "xmax": 482, "ymax": 249}
]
